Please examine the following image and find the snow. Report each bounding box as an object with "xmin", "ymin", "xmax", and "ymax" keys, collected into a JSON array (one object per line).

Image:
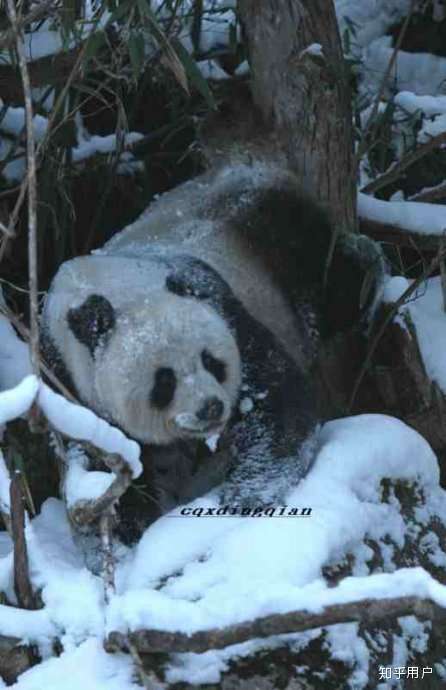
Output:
[
  {"xmin": 10, "ymin": 638, "xmax": 139, "ymax": 690},
  {"xmin": 301, "ymin": 43, "xmax": 324, "ymax": 59},
  {"xmin": 71, "ymin": 132, "xmax": 144, "ymax": 163},
  {"xmin": 239, "ymin": 396, "xmax": 254, "ymax": 413},
  {"xmin": 0, "ymin": 309, "xmax": 142, "ymax": 478},
  {"xmin": 364, "ymin": 36, "xmax": 446, "ymax": 98},
  {"xmin": 197, "ymin": 59, "xmax": 230, "ymax": 81},
  {"xmin": 383, "ymin": 275, "xmax": 446, "ymax": 394},
  {"xmin": 25, "ymin": 500, "xmax": 105, "ymax": 640},
  {"xmin": 38, "ymin": 383, "xmax": 142, "ymax": 478},
  {"xmin": 0, "ymin": 375, "xmax": 39, "ymax": 426},
  {"xmin": 358, "ymin": 192, "xmax": 446, "ymax": 236},
  {"xmin": 0, "ymin": 100, "xmax": 144, "ymax": 182},
  {"xmin": 107, "ymin": 415, "xmax": 442, "ymax": 636},
  {"xmin": 0, "ymin": 100, "xmax": 48, "ymax": 140},
  {"xmin": 0, "ymin": 412, "xmax": 444, "ymax": 687},
  {"xmin": 205, "ymin": 433, "xmax": 220, "ymax": 453},
  {"xmin": 0, "ymin": 452, "xmax": 11, "ymax": 515},
  {"xmin": 2, "ymin": 1, "xmax": 446, "ymax": 686},
  {"xmin": 395, "ymin": 91, "xmax": 446, "ymax": 117},
  {"xmin": 65, "ymin": 445, "xmax": 115, "ymax": 507},
  {"xmin": 0, "ymin": 310, "xmax": 32, "ymax": 393},
  {"xmin": 335, "ymin": 0, "xmax": 411, "ymax": 51},
  {"xmin": 0, "ymin": 605, "xmax": 56, "ymax": 642}
]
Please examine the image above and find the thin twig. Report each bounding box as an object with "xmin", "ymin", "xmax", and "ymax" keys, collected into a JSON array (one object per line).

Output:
[
  {"xmin": 361, "ymin": 130, "xmax": 446, "ymax": 195},
  {"xmin": 0, "ymin": 0, "xmax": 59, "ymax": 52},
  {"xmin": 69, "ymin": 453, "xmax": 132, "ymax": 527},
  {"xmin": 409, "ymin": 180, "xmax": 446, "ymax": 203},
  {"xmin": 0, "ymin": 451, "xmax": 12, "ymax": 536},
  {"xmin": 348, "ymin": 245, "xmax": 446, "ymax": 412},
  {"xmin": 0, "ymin": 220, "xmax": 14, "ymax": 238},
  {"xmin": 355, "ymin": 0, "xmax": 417, "ymax": 166},
  {"xmin": 126, "ymin": 638, "xmax": 167, "ymax": 690},
  {"xmin": 6, "ymin": 0, "xmax": 40, "ymax": 376},
  {"xmin": 0, "ymin": 305, "xmax": 78, "ymax": 403},
  {"xmin": 100, "ymin": 511, "xmax": 116, "ymax": 604},
  {"xmin": 0, "ymin": 154, "xmax": 28, "ymax": 264}
]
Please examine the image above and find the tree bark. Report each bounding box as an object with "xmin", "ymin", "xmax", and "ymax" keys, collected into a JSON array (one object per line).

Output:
[{"xmin": 238, "ymin": 0, "xmax": 356, "ymax": 232}]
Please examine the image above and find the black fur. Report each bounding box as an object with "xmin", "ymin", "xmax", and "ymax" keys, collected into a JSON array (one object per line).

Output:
[
  {"xmin": 150, "ymin": 367, "xmax": 177, "ymax": 410},
  {"xmin": 201, "ymin": 349, "xmax": 227, "ymax": 384},
  {"xmin": 67, "ymin": 294, "xmax": 116, "ymax": 356},
  {"xmin": 207, "ymin": 184, "xmax": 382, "ymax": 339},
  {"xmin": 160, "ymin": 252, "xmax": 317, "ymax": 504}
]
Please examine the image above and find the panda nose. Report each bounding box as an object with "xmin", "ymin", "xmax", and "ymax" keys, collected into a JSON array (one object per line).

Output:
[{"xmin": 197, "ymin": 397, "xmax": 224, "ymax": 422}]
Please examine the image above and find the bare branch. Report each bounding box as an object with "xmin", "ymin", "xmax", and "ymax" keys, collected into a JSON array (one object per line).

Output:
[
  {"xmin": 68, "ymin": 452, "xmax": 132, "ymax": 527},
  {"xmin": 356, "ymin": 0, "xmax": 417, "ymax": 164},
  {"xmin": 127, "ymin": 638, "xmax": 167, "ymax": 690},
  {"xmin": 100, "ymin": 511, "xmax": 116, "ymax": 604},
  {"xmin": 348, "ymin": 243, "xmax": 446, "ymax": 411},
  {"xmin": 0, "ymin": 0, "xmax": 59, "ymax": 52},
  {"xmin": 409, "ymin": 180, "xmax": 446, "ymax": 203},
  {"xmin": 10, "ymin": 472, "xmax": 36, "ymax": 610},
  {"xmin": 5, "ymin": 0, "xmax": 40, "ymax": 376},
  {"xmin": 0, "ymin": 305, "xmax": 78, "ymax": 403},
  {"xmin": 359, "ymin": 217, "xmax": 440, "ymax": 251},
  {"xmin": 106, "ymin": 594, "xmax": 445, "ymax": 655},
  {"xmin": 361, "ymin": 130, "xmax": 446, "ymax": 196}
]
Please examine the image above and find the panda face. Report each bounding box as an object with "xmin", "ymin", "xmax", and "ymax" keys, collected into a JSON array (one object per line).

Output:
[{"xmin": 68, "ymin": 291, "xmax": 241, "ymax": 445}]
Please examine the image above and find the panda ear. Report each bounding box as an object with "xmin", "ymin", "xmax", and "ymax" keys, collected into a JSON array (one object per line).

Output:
[
  {"xmin": 67, "ymin": 294, "xmax": 115, "ymax": 356},
  {"xmin": 166, "ymin": 269, "xmax": 209, "ymax": 300}
]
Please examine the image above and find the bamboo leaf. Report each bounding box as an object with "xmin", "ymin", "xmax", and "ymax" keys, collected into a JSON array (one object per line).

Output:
[
  {"xmin": 171, "ymin": 37, "xmax": 216, "ymax": 109},
  {"xmin": 84, "ymin": 29, "xmax": 107, "ymax": 62},
  {"xmin": 128, "ymin": 30, "xmax": 146, "ymax": 80}
]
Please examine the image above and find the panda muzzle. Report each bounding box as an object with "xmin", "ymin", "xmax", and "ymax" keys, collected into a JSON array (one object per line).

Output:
[{"xmin": 171, "ymin": 403, "xmax": 226, "ymax": 436}]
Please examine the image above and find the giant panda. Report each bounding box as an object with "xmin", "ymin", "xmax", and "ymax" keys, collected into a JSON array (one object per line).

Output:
[{"xmin": 42, "ymin": 161, "xmax": 380, "ymax": 528}]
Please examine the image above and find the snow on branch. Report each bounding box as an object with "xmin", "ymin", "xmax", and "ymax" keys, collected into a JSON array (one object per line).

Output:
[
  {"xmin": 38, "ymin": 383, "xmax": 142, "ymax": 479},
  {"xmin": 361, "ymin": 129, "xmax": 446, "ymax": 196},
  {"xmin": 0, "ymin": 376, "xmax": 141, "ymax": 478},
  {"xmin": 0, "ymin": 376, "xmax": 39, "ymax": 426},
  {"xmin": 64, "ymin": 445, "xmax": 134, "ymax": 527},
  {"xmin": 0, "ymin": 603, "xmax": 56, "ymax": 642},
  {"xmin": 106, "ymin": 568, "xmax": 446, "ymax": 655},
  {"xmin": 358, "ymin": 193, "xmax": 446, "ymax": 237}
]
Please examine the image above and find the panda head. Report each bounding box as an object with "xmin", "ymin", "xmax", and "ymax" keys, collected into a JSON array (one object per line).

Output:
[{"xmin": 64, "ymin": 290, "xmax": 242, "ymax": 445}]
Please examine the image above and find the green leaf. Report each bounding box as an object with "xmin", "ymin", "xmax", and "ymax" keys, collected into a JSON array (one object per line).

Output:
[
  {"xmin": 106, "ymin": 0, "xmax": 135, "ymax": 26},
  {"xmin": 84, "ymin": 29, "xmax": 107, "ymax": 62},
  {"xmin": 128, "ymin": 31, "xmax": 146, "ymax": 80},
  {"xmin": 229, "ymin": 22, "xmax": 237, "ymax": 54},
  {"xmin": 360, "ymin": 266, "xmax": 376, "ymax": 311},
  {"xmin": 171, "ymin": 38, "xmax": 216, "ymax": 110},
  {"xmin": 343, "ymin": 15, "xmax": 358, "ymax": 38},
  {"xmin": 343, "ymin": 27, "xmax": 351, "ymax": 55}
]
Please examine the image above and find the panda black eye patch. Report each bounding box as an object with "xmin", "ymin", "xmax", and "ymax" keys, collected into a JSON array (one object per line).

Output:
[
  {"xmin": 201, "ymin": 349, "xmax": 226, "ymax": 384},
  {"xmin": 67, "ymin": 293, "xmax": 115, "ymax": 356},
  {"xmin": 150, "ymin": 367, "xmax": 177, "ymax": 409}
]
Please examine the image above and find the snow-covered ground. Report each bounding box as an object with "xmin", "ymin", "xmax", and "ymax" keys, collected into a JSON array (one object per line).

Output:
[
  {"xmin": 0, "ymin": 412, "xmax": 445, "ymax": 688},
  {"xmin": 1, "ymin": 302, "xmax": 446, "ymax": 686}
]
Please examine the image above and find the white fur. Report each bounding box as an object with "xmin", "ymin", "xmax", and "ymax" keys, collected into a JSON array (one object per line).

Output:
[
  {"xmin": 44, "ymin": 162, "xmax": 304, "ymax": 446},
  {"xmin": 101, "ymin": 162, "xmax": 309, "ymax": 370},
  {"xmin": 43, "ymin": 256, "xmax": 240, "ymax": 444}
]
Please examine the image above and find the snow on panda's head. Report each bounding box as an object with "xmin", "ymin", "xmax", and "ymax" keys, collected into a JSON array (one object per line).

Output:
[{"xmin": 63, "ymin": 289, "xmax": 241, "ymax": 445}]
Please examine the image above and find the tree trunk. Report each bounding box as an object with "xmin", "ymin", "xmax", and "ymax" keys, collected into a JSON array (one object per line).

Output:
[{"xmin": 238, "ymin": 0, "xmax": 356, "ymax": 232}]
